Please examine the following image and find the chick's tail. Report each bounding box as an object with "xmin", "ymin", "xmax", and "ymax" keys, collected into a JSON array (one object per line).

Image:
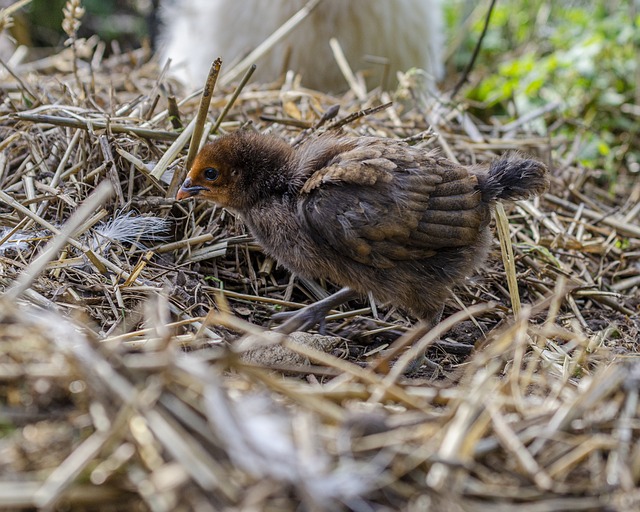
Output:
[{"xmin": 479, "ymin": 154, "xmax": 550, "ymax": 202}]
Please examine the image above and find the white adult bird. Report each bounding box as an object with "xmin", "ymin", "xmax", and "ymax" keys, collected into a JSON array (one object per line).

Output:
[{"xmin": 158, "ymin": 0, "xmax": 445, "ymax": 92}]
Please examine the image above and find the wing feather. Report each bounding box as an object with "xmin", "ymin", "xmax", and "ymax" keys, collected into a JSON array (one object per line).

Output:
[{"xmin": 299, "ymin": 138, "xmax": 488, "ymax": 268}]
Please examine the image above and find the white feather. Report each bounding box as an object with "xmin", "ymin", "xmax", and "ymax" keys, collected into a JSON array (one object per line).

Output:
[
  {"xmin": 0, "ymin": 227, "xmax": 43, "ymax": 254},
  {"xmin": 91, "ymin": 212, "xmax": 170, "ymax": 251},
  {"xmin": 204, "ymin": 386, "xmax": 379, "ymax": 508},
  {"xmin": 0, "ymin": 214, "xmax": 169, "ymax": 260}
]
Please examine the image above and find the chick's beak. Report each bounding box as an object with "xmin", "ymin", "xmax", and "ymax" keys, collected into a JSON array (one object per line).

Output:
[{"xmin": 176, "ymin": 177, "xmax": 208, "ymax": 200}]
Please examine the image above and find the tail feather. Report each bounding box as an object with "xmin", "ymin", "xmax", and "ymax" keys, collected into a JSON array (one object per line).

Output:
[{"xmin": 479, "ymin": 154, "xmax": 549, "ymax": 202}]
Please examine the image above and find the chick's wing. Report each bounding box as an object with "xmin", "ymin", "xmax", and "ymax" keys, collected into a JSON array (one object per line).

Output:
[{"xmin": 299, "ymin": 140, "xmax": 488, "ymax": 269}]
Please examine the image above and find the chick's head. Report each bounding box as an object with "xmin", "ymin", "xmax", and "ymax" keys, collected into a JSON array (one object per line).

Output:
[
  {"xmin": 176, "ymin": 131, "xmax": 295, "ymax": 212},
  {"xmin": 176, "ymin": 138, "xmax": 244, "ymax": 209}
]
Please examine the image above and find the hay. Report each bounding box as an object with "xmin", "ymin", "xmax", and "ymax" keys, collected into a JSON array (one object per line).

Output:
[{"xmin": 0, "ymin": 25, "xmax": 639, "ymax": 512}]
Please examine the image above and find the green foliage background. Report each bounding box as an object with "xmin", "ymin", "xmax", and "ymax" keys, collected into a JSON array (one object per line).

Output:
[
  {"xmin": 16, "ymin": 0, "xmax": 640, "ymax": 176},
  {"xmin": 447, "ymin": 0, "xmax": 640, "ymax": 176},
  {"xmin": 19, "ymin": 0, "xmax": 149, "ymax": 48}
]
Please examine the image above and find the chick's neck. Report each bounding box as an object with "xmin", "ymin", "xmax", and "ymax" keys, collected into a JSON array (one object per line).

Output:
[{"xmin": 229, "ymin": 138, "xmax": 300, "ymax": 210}]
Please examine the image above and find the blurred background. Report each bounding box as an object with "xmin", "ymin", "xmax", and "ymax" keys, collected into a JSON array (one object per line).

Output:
[
  {"xmin": 1, "ymin": 0, "xmax": 638, "ymax": 176},
  {"xmin": 2, "ymin": 0, "xmax": 156, "ymax": 50}
]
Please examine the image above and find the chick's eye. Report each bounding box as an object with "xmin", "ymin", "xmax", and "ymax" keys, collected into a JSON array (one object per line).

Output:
[{"xmin": 204, "ymin": 167, "xmax": 220, "ymax": 181}]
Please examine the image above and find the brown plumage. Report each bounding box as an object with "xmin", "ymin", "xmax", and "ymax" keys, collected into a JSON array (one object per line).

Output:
[{"xmin": 177, "ymin": 130, "xmax": 549, "ymax": 332}]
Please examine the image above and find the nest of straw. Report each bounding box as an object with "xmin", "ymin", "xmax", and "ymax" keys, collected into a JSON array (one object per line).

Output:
[{"xmin": 1, "ymin": 25, "xmax": 640, "ymax": 512}]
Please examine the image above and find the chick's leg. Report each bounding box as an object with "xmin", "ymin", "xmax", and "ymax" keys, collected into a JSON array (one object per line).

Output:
[
  {"xmin": 273, "ymin": 287, "xmax": 358, "ymax": 334},
  {"xmin": 404, "ymin": 304, "xmax": 445, "ymax": 375}
]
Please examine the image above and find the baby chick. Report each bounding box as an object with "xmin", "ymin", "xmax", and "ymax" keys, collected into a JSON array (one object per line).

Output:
[{"xmin": 177, "ymin": 130, "xmax": 549, "ymax": 343}]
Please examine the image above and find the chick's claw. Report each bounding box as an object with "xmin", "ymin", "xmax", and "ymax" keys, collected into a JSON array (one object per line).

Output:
[
  {"xmin": 272, "ymin": 308, "xmax": 327, "ymax": 335},
  {"xmin": 403, "ymin": 354, "xmax": 443, "ymax": 377},
  {"xmin": 273, "ymin": 287, "xmax": 357, "ymax": 335}
]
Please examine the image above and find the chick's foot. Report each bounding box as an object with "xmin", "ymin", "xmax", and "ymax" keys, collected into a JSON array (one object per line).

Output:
[
  {"xmin": 273, "ymin": 287, "xmax": 358, "ymax": 334},
  {"xmin": 403, "ymin": 306, "xmax": 445, "ymax": 376},
  {"xmin": 403, "ymin": 354, "xmax": 443, "ymax": 377}
]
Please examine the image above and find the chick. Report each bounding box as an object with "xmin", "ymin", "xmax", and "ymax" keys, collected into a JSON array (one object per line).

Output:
[{"xmin": 177, "ymin": 130, "xmax": 549, "ymax": 342}]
